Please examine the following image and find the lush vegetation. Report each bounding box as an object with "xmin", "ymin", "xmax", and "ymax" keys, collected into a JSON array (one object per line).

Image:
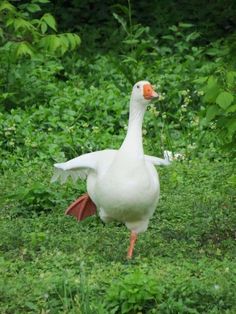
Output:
[{"xmin": 0, "ymin": 0, "xmax": 235, "ymax": 313}]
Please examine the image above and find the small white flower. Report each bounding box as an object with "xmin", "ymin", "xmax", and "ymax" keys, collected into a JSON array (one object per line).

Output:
[
  {"xmin": 197, "ymin": 90, "xmax": 204, "ymax": 96},
  {"xmin": 44, "ymin": 293, "xmax": 49, "ymax": 299},
  {"xmin": 82, "ymin": 122, "xmax": 88, "ymax": 128},
  {"xmin": 164, "ymin": 150, "xmax": 185, "ymax": 161},
  {"xmin": 92, "ymin": 126, "xmax": 99, "ymax": 133},
  {"xmin": 149, "ymin": 104, "xmax": 160, "ymax": 117},
  {"xmin": 158, "ymin": 94, "xmax": 165, "ymax": 101},
  {"xmin": 180, "ymin": 90, "xmax": 188, "ymax": 96}
]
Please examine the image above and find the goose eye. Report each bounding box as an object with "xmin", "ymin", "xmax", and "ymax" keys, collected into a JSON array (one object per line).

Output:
[{"xmin": 137, "ymin": 85, "xmax": 140, "ymax": 89}]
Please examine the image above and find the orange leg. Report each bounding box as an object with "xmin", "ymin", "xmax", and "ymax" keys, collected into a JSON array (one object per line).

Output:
[{"xmin": 127, "ymin": 231, "xmax": 138, "ymax": 259}]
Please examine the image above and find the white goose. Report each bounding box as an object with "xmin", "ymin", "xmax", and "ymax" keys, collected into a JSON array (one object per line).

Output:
[{"xmin": 52, "ymin": 81, "xmax": 170, "ymax": 258}]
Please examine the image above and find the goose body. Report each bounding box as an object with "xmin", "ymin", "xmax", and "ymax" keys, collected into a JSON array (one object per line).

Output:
[
  {"xmin": 94, "ymin": 151, "xmax": 159, "ymax": 232},
  {"xmin": 52, "ymin": 81, "xmax": 171, "ymax": 258}
]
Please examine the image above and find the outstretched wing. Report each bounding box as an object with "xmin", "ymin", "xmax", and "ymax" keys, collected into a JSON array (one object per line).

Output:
[
  {"xmin": 51, "ymin": 149, "xmax": 172, "ymax": 184},
  {"xmin": 51, "ymin": 149, "xmax": 117, "ymax": 184},
  {"xmin": 51, "ymin": 151, "xmax": 100, "ymax": 184}
]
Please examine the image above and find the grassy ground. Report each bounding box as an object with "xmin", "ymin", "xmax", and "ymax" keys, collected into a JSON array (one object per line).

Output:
[{"xmin": 0, "ymin": 159, "xmax": 235, "ymax": 313}]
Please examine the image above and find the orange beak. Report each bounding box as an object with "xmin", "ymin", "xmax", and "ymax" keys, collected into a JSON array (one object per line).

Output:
[{"xmin": 143, "ymin": 84, "xmax": 159, "ymax": 100}]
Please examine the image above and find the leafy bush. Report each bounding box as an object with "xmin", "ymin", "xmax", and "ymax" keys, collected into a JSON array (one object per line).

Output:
[
  {"xmin": 104, "ymin": 266, "xmax": 236, "ymax": 314},
  {"xmin": 0, "ymin": 0, "xmax": 81, "ymax": 57},
  {"xmin": 195, "ymin": 65, "xmax": 236, "ymax": 152},
  {"xmin": 104, "ymin": 270, "xmax": 163, "ymax": 313},
  {"xmin": 0, "ymin": 0, "xmax": 80, "ymax": 109}
]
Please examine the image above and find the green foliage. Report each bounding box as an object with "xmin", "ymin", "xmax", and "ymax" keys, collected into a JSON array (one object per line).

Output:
[
  {"xmin": 0, "ymin": 72, "xmax": 127, "ymax": 161},
  {"xmin": 0, "ymin": 57, "xmax": 66, "ymax": 109},
  {"xmin": 0, "ymin": 159, "xmax": 235, "ymax": 313},
  {"xmin": 0, "ymin": 0, "xmax": 80, "ymax": 58},
  {"xmin": 8, "ymin": 181, "xmax": 58, "ymax": 215},
  {"xmin": 104, "ymin": 270, "xmax": 162, "ymax": 313},
  {"xmin": 0, "ymin": 0, "xmax": 235, "ymax": 154},
  {"xmin": 0, "ymin": 1, "xmax": 236, "ymax": 313},
  {"xmin": 195, "ymin": 67, "xmax": 236, "ymax": 151},
  {"xmin": 0, "ymin": 0, "xmax": 80, "ymax": 109},
  {"xmin": 104, "ymin": 266, "xmax": 236, "ymax": 313}
]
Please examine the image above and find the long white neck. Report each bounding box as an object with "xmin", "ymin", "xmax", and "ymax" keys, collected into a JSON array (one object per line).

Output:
[{"xmin": 120, "ymin": 98, "xmax": 146, "ymax": 156}]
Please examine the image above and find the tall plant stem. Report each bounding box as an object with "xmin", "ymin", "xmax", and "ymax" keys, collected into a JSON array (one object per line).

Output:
[{"xmin": 127, "ymin": 0, "xmax": 132, "ymax": 31}]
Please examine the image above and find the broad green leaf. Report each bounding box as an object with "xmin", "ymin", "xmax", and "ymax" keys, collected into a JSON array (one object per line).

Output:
[
  {"xmin": 133, "ymin": 26, "xmax": 147, "ymax": 39},
  {"xmin": 162, "ymin": 35, "xmax": 175, "ymax": 41},
  {"xmin": 228, "ymin": 174, "xmax": 236, "ymax": 186},
  {"xmin": 71, "ymin": 33, "xmax": 81, "ymax": 46},
  {"xmin": 112, "ymin": 13, "xmax": 128, "ymax": 34},
  {"xmin": 123, "ymin": 39, "xmax": 139, "ymax": 45},
  {"xmin": 186, "ymin": 32, "xmax": 200, "ymax": 42},
  {"xmin": 39, "ymin": 35, "xmax": 60, "ymax": 53},
  {"xmin": 16, "ymin": 42, "xmax": 33, "ymax": 58},
  {"xmin": 193, "ymin": 76, "xmax": 208, "ymax": 84},
  {"xmin": 216, "ymin": 91, "xmax": 234, "ymax": 109},
  {"xmin": 40, "ymin": 21, "xmax": 47, "ymax": 34},
  {"xmin": 206, "ymin": 105, "xmax": 220, "ymax": 121},
  {"xmin": 169, "ymin": 25, "xmax": 178, "ymax": 32},
  {"xmin": 206, "ymin": 47, "xmax": 229, "ymax": 57},
  {"xmin": 185, "ymin": 55, "xmax": 194, "ymax": 61},
  {"xmin": 65, "ymin": 33, "xmax": 77, "ymax": 50},
  {"xmin": 207, "ymin": 76, "xmax": 218, "ymax": 88},
  {"xmin": 178, "ymin": 22, "xmax": 194, "ymax": 28},
  {"xmin": 41, "ymin": 13, "xmax": 57, "ymax": 31},
  {"xmin": 203, "ymin": 76, "xmax": 220, "ymax": 103},
  {"xmin": 121, "ymin": 56, "xmax": 137, "ymax": 64},
  {"xmin": 57, "ymin": 35, "xmax": 69, "ymax": 55},
  {"xmin": 13, "ymin": 18, "xmax": 34, "ymax": 32},
  {"xmin": 0, "ymin": 1, "xmax": 16, "ymax": 13},
  {"xmin": 26, "ymin": 4, "xmax": 41, "ymax": 13},
  {"xmin": 39, "ymin": 33, "xmax": 80, "ymax": 55},
  {"xmin": 227, "ymin": 119, "xmax": 236, "ymax": 136},
  {"xmin": 205, "ymin": 48, "xmax": 221, "ymax": 56},
  {"xmin": 226, "ymin": 104, "xmax": 236, "ymax": 113},
  {"xmin": 226, "ymin": 71, "xmax": 236, "ymax": 86},
  {"xmin": 64, "ymin": 33, "xmax": 81, "ymax": 50}
]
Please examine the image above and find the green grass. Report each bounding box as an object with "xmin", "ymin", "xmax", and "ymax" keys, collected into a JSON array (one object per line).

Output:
[{"xmin": 0, "ymin": 159, "xmax": 235, "ymax": 313}]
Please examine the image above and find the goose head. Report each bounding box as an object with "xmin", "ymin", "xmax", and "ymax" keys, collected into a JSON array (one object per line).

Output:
[{"xmin": 131, "ymin": 81, "xmax": 159, "ymax": 105}]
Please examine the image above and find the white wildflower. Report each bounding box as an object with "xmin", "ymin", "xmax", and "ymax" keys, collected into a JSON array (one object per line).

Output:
[{"xmin": 164, "ymin": 150, "xmax": 185, "ymax": 161}]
